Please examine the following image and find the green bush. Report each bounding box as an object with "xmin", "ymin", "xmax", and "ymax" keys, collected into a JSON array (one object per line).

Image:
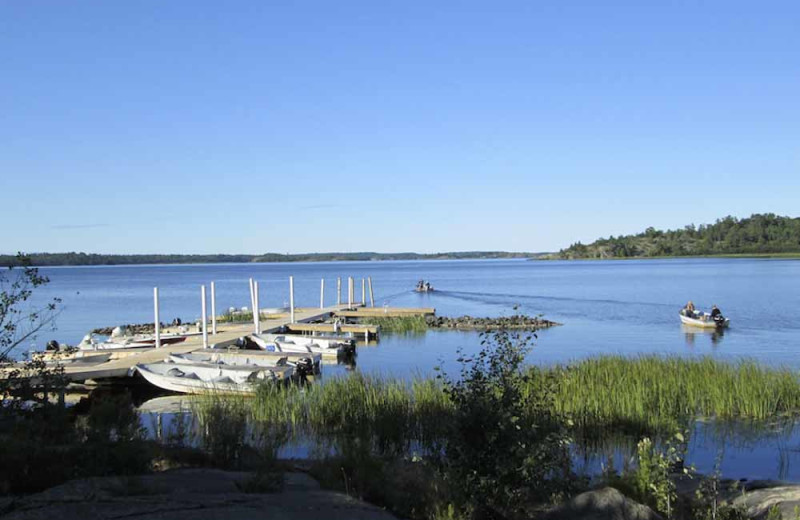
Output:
[{"xmin": 439, "ymin": 330, "xmax": 575, "ymax": 519}]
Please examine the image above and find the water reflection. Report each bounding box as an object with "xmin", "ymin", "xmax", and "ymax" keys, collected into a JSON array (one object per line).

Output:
[
  {"xmin": 573, "ymin": 417, "xmax": 800, "ymax": 481},
  {"xmin": 682, "ymin": 325, "xmax": 725, "ymax": 350}
]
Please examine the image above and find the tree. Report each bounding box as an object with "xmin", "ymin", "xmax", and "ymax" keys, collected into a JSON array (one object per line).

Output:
[
  {"xmin": 1, "ymin": 253, "xmax": 60, "ymax": 362},
  {"xmin": 439, "ymin": 329, "xmax": 574, "ymax": 519}
]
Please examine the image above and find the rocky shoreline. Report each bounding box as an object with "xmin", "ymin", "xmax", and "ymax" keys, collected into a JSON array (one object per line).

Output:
[
  {"xmin": 424, "ymin": 314, "xmax": 561, "ymax": 330},
  {"xmin": 91, "ymin": 322, "xmax": 181, "ymax": 335}
]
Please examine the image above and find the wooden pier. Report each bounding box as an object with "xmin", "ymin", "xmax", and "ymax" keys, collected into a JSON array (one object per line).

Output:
[
  {"xmin": 284, "ymin": 322, "xmax": 379, "ymax": 337},
  {"xmin": 2, "ymin": 304, "xmax": 354, "ymax": 385},
  {"xmin": 334, "ymin": 307, "xmax": 435, "ymax": 318},
  {"xmin": 2, "ymin": 274, "xmax": 439, "ymax": 388}
]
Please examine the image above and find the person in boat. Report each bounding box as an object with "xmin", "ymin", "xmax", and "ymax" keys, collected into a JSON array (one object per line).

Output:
[
  {"xmin": 682, "ymin": 301, "xmax": 696, "ymax": 317},
  {"xmin": 424, "ymin": 281, "xmax": 431, "ymax": 291},
  {"xmin": 710, "ymin": 305, "xmax": 724, "ymax": 324}
]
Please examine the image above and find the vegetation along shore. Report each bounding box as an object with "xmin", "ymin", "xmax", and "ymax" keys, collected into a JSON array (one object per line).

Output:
[{"xmin": 554, "ymin": 213, "xmax": 800, "ymax": 259}]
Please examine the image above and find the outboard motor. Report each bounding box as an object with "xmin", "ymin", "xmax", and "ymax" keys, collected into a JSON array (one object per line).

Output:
[
  {"xmin": 713, "ymin": 314, "xmax": 726, "ymax": 326},
  {"xmin": 46, "ymin": 340, "xmax": 60, "ymax": 351}
]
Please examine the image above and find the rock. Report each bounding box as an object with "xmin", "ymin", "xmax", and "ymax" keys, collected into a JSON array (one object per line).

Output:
[
  {"xmin": 732, "ymin": 482, "xmax": 800, "ymax": 519},
  {"xmin": 542, "ymin": 487, "xmax": 663, "ymax": 520},
  {"xmin": 425, "ymin": 314, "xmax": 561, "ymax": 331},
  {"xmin": 3, "ymin": 468, "xmax": 398, "ymax": 520}
]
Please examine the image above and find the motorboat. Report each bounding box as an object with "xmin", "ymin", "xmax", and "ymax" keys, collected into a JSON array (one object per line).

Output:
[
  {"xmin": 77, "ymin": 332, "xmax": 188, "ymax": 351},
  {"xmin": 679, "ymin": 309, "xmax": 730, "ymax": 329},
  {"xmin": 414, "ymin": 280, "xmax": 434, "ymax": 292},
  {"xmin": 254, "ymin": 333, "xmax": 356, "ymax": 357},
  {"xmin": 168, "ymin": 351, "xmax": 318, "ymax": 377},
  {"xmin": 133, "ymin": 361, "xmax": 292, "ymax": 395}
]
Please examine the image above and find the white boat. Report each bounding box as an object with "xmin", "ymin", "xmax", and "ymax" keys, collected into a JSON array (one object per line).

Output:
[
  {"xmin": 133, "ymin": 361, "xmax": 292, "ymax": 395},
  {"xmin": 77, "ymin": 333, "xmax": 188, "ymax": 351},
  {"xmin": 262, "ymin": 333, "xmax": 354, "ymax": 348},
  {"xmin": 254, "ymin": 333, "xmax": 355, "ymax": 357},
  {"xmin": 168, "ymin": 351, "xmax": 319, "ymax": 376},
  {"xmin": 679, "ymin": 310, "xmax": 730, "ymax": 329}
]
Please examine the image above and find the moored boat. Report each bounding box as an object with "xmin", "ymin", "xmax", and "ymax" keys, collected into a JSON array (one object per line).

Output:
[
  {"xmin": 168, "ymin": 351, "xmax": 318, "ymax": 376},
  {"xmin": 133, "ymin": 361, "xmax": 292, "ymax": 395},
  {"xmin": 254, "ymin": 333, "xmax": 355, "ymax": 356},
  {"xmin": 78, "ymin": 333, "xmax": 188, "ymax": 351}
]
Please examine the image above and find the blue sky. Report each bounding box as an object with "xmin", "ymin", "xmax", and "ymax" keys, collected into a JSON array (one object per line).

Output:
[{"xmin": 1, "ymin": 1, "xmax": 798, "ymax": 254}]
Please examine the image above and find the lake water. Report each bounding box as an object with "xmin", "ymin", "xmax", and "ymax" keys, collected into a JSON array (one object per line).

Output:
[{"xmin": 15, "ymin": 257, "xmax": 800, "ymax": 480}]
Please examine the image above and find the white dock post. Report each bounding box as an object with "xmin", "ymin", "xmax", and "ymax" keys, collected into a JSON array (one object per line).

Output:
[
  {"xmin": 153, "ymin": 287, "xmax": 161, "ymax": 348},
  {"xmin": 210, "ymin": 281, "xmax": 217, "ymax": 335},
  {"xmin": 253, "ymin": 281, "xmax": 260, "ymax": 334},
  {"xmin": 289, "ymin": 276, "xmax": 295, "ymax": 323},
  {"xmin": 320, "ymin": 278, "xmax": 325, "ymax": 309},
  {"xmin": 347, "ymin": 277, "xmax": 352, "ymax": 308},
  {"xmin": 201, "ymin": 285, "xmax": 208, "ymax": 349},
  {"xmin": 361, "ymin": 278, "xmax": 366, "ymax": 305},
  {"xmin": 368, "ymin": 277, "xmax": 375, "ymax": 307},
  {"xmin": 337, "ymin": 277, "xmax": 341, "ymax": 305},
  {"xmin": 249, "ymin": 278, "xmax": 255, "ymax": 313}
]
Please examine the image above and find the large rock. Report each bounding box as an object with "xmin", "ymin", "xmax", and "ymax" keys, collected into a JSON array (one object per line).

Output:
[
  {"xmin": 732, "ymin": 481, "xmax": 800, "ymax": 519},
  {"xmin": 2, "ymin": 468, "xmax": 397, "ymax": 520},
  {"xmin": 542, "ymin": 487, "xmax": 663, "ymax": 520}
]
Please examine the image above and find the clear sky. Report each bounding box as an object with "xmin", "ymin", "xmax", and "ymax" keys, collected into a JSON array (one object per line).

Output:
[{"xmin": 1, "ymin": 1, "xmax": 798, "ymax": 254}]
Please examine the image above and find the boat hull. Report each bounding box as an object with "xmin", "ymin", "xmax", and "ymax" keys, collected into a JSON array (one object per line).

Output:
[
  {"xmin": 679, "ymin": 314, "xmax": 730, "ymax": 329},
  {"xmin": 134, "ymin": 362, "xmax": 291, "ymax": 395}
]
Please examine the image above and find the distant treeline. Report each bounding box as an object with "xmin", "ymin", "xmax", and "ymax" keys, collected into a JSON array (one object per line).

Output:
[
  {"xmin": 557, "ymin": 213, "xmax": 800, "ymax": 259},
  {"xmin": 0, "ymin": 251, "xmax": 535, "ymax": 267}
]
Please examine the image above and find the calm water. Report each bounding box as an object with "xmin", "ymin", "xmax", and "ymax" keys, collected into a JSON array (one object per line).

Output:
[{"xmin": 16, "ymin": 258, "xmax": 800, "ymax": 480}]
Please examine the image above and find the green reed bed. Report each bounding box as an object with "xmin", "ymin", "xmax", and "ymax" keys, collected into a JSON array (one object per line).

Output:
[
  {"xmin": 359, "ymin": 315, "xmax": 428, "ymax": 334},
  {"xmin": 551, "ymin": 355, "xmax": 800, "ymax": 432},
  {"xmin": 192, "ymin": 355, "xmax": 800, "ymax": 461},
  {"xmin": 248, "ymin": 373, "xmax": 452, "ymax": 457},
  {"xmin": 216, "ymin": 310, "xmax": 254, "ymax": 324}
]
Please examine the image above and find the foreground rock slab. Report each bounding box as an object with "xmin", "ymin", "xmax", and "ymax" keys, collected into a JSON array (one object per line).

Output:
[
  {"xmin": 542, "ymin": 487, "xmax": 663, "ymax": 520},
  {"xmin": 731, "ymin": 481, "xmax": 800, "ymax": 519},
  {"xmin": 1, "ymin": 468, "xmax": 397, "ymax": 520}
]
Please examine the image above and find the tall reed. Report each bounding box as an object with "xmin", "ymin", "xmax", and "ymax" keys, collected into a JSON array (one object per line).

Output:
[
  {"xmin": 359, "ymin": 316, "xmax": 428, "ymax": 334},
  {"xmin": 550, "ymin": 355, "xmax": 800, "ymax": 432}
]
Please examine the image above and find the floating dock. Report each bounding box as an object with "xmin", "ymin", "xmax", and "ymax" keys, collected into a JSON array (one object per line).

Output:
[
  {"xmin": 2, "ymin": 273, "xmax": 438, "ymax": 388},
  {"xmin": 334, "ymin": 307, "xmax": 435, "ymax": 318},
  {"xmin": 284, "ymin": 322, "xmax": 379, "ymax": 338},
  {"xmin": 2, "ymin": 305, "xmax": 353, "ymax": 385}
]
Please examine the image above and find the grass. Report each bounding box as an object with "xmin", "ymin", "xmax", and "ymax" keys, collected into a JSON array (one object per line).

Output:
[
  {"xmin": 188, "ymin": 355, "xmax": 800, "ymax": 466},
  {"xmin": 247, "ymin": 373, "xmax": 451, "ymax": 457},
  {"xmin": 358, "ymin": 315, "xmax": 428, "ymax": 334},
  {"xmin": 550, "ymin": 355, "xmax": 800, "ymax": 433},
  {"xmin": 216, "ymin": 310, "xmax": 254, "ymax": 324}
]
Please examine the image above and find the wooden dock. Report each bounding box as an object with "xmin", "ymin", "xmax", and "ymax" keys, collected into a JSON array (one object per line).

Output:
[
  {"xmin": 284, "ymin": 322, "xmax": 379, "ymax": 337},
  {"xmin": 2, "ymin": 305, "xmax": 353, "ymax": 385},
  {"xmin": 334, "ymin": 307, "xmax": 435, "ymax": 318}
]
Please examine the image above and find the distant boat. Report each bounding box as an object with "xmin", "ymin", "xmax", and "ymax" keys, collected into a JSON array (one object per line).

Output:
[
  {"xmin": 415, "ymin": 280, "xmax": 434, "ymax": 292},
  {"xmin": 133, "ymin": 361, "xmax": 292, "ymax": 395},
  {"xmin": 679, "ymin": 309, "xmax": 730, "ymax": 329}
]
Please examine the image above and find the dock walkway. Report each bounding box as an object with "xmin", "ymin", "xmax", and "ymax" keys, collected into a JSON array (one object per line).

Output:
[{"xmin": 5, "ymin": 304, "xmax": 354, "ymax": 384}]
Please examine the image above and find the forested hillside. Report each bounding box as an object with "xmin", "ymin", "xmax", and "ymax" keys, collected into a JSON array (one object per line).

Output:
[{"xmin": 557, "ymin": 214, "xmax": 800, "ymax": 259}]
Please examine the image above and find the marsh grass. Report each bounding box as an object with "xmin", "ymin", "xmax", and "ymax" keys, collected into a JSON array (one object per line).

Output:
[
  {"xmin": 359, "ymin": 315, "xmax": 428, "ymax": 334},
  {"xmin": 249, "ymin": 373, "xmax": 452, "ymax": 457},
  {"xmin": 216, "ymin": 310, "xmax": 255, "ymax": 324},
  {"xmin": 551, "ymin": 356, "xmax": 800, "ymax": 434},
  {"xmin": 194, "ymin": 356, "xmax": 800, "ymax": 460}
]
